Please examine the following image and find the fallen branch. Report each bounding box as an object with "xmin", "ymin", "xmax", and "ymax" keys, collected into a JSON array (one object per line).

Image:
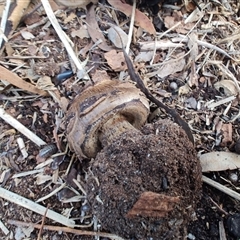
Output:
[
  {"xmin": 202, "ymin": 175, "xmax": 240, "ymax": 201},
  {"xmin": 8, "ymin": 220, "xmax": 125, "ymax": 240},
  {"xmin": 0, "ymin": 107, "xmax": 46, "ymax": 147},
  {"xmin": 0, "ymin": 66, "xmax": 47, "ymax": 96},
  {"xmin": 0, "ymin": 219, "xmax": 9, "ymax": 235},
  {"xmin": 0, "ymin": 187, "xmax": 75, "ymax": 228}
]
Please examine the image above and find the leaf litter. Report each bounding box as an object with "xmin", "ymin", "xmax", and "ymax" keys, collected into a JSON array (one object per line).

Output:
[{"xmin": 0, "ymin": 0, "xmax": 240, "ymax": 239}]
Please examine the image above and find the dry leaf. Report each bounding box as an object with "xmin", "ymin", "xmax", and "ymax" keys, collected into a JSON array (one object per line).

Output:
[
  {"xmin": 135, "ymin": 51, "xmax": 153, "ymax": 62},
  {"xmin": 64, "ymin": 12, "xmax": 76, "ymax": 24},
  {"xmin": 221, "ymin": 123, "xmax": 232, "ymax": 146},
  {"xmin": 214, "ymin": 80, "xmax": 238, "ymax": 96},
  {"xmin": 36, "ymin": 76, "xmax": 57, "ymax": 91},
  {"xmin": 92, "ymin": 70, "xmax": 111, "ymax": 83},
  {"xmin": 184, "ymin": 7, "xmax": 204, "ymax": 23},
  {"xmin": 200, "ymin": 152, "xmax": 240, "ymax": 172},
  {"xmin": 178, "ymin": 83, "xmax": 190, "ymax": 95},
  {"xmin": 0, "ymin": 66, "xmax": 47, "ymax": 96},
  {"xmin": 157, "ymin": 57, "xmax": 185, "ymax": 78},
  {"xmin": 164, "ymin": 11, "xmax": 195, "ymax": 34},
  {"xmin": 127, "ymin": 191, "xmax": 180, "ymax": 218},
  {"xmin": 36, "ymin": 173, "xmax": 52, "ymax": 185},
  {"xmin": 71, "ymin": 26, "xmax": 90, "ymax": 39},
  {"xmin": 20, "ymin": 30, "xmax": 35, "ymax": 40},
  {"xmin": 188, "ymin": 32, "xmax": 198, "ymax": 61},
  {"xmin": 108, "ymin": 0, "xmax": 156, "ymax": 35},
  {"xmin": 107, "ymin": 26, "xmax": 128, "ymax": 48},
  {"xmin": 104, "ymin": 50, "xmax": 127, "ymax": 72},
  {"xmin": 86, "ymin": 4, "xmax": 113, "ymax": 51}
]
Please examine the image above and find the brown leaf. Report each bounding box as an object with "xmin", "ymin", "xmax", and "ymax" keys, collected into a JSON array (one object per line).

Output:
[
  {"xmin": 92, "ymin": 70, "xmax": 111, "ymax": 83},
  {"xmin": 108, "ymin": 0, "xmax": 156, "ymax": 35},
  {"xmin": 164, "ymin": 12, "xmax": 195, "ymax": 34},
  {"xmin": 0, "ymin": 66, "xmax": 47, "ymax": 96},
  {"xmin": 221, "ymin": 123, "xmax": 232, "ymax": 146},
  {"xmin": 104, "ymin": 50, "xmax": 127, "ymax": 72},
  {"xmin": 127, "ymin": 191, "xmax": 180, "ymax": 218},
  {"xmin": 86, "ymin": 4, "xmax": 113, "ymax": 51}
]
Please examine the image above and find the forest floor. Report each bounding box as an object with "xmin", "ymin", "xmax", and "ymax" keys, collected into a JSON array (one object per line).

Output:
[{"xmin": 0, "ymin": 0, "xmax": 240, "ymax": 239}]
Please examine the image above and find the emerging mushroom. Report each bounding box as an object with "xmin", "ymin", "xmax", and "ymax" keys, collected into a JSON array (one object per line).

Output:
[
  {"xmin": 66, "ymin": 79, "xmax": 149, "ymax": 158},
  {"xmin": 66, "ymin": 79, "xmax": 202, "ymax": 239}
]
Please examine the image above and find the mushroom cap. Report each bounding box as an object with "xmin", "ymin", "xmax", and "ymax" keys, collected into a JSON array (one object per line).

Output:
[
  {"xmin": 55, "ymin": 0, "xmax": 98, "ymax": 8},
  {"xmin": 66, "ymin": 80, "xmax": 149, "ymax": 158}
]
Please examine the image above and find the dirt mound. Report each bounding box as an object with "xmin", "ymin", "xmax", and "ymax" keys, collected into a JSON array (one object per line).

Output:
[{"xmin": 86, "ymin": 120, "xmax": 202, "ymax": 239}]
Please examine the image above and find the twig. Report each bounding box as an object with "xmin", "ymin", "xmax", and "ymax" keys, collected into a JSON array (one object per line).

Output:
[
  {"xmin": 8, "ymin": 220, "xmax": 125, "ymax": 240},
  {"xmin": 122, "ymin": 48, "xmax": 194, "ymax": 144},
  {"xmin": 36, "ymin": 183, "xmax": 66, "ymax": 203},
  {"xmin": 0, "ymin": 219, "xmax": 9, "ymax": 235},
  {"xmin": 113, "ymin": 27, "xmax": 194, "ymax": 143},
  {"xmin": 0, "ymin": 187, "xmax": 75, "ymax": 227},
  {"xmin": 0, "ymin": 107, "xmax": 46, "ymax": 147},
  {"xmin": 0, "ymin": 0, "xmax": 11, "ymax": 48},
  {"xmin": 208, "ymin": 197, "xmax": 229, "ymax": 216},
  {"xmin": 72, "ymin": 179, "xmax": 87, "ymax": 196},
  {"xmin": 171, "ymin": 36, "xmax": 240, "ymax": 62},
  {"xmin": 125, "ymin": 0, "xmax": 136, "ymax": 54},
  {"xmin": 219, "ymin": 221, "xmax": 227, "ymax": 240},
  {"xmin": 202, "ymin": 175, "xmax": 240, "ymax": 201},
  {"xmin": 37, "ymin": 205, "xmax": 49, "ymax": 240},
  {"xmin": 206, "ymin": 95, "xmax": 236, "ymax": 110},
  {"xmin": 12, "ymin": 169, "xmax": 44, "ymax": 178},
  {"xmin": 41, "ymin": 0, "xmax": 89, "ymax": 80}
]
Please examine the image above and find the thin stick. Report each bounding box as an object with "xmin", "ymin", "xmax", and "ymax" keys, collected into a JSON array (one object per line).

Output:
[
  {"xmin": 8, "ymin": 220, "xmax": 125, "ymax": 240},
  {"xmin": 41, "ymin": 0, "xmax": 89, "ymax": 79},
  {"xmin": 0, "ymin": 0, "xmax": 11, "ymax": 47},
  {"xmin": 0, "ymin": 107, "xmax": 46, "ymax": 146},
  {"xmin": 0, "ymin": 187, "xmax": 75, "ymax": 227},
  {"xmin": 125, "ymin": 0, "xmax": 136, "ymax": 54},
  {"xmin": 0, "ymin": 219, "xmax": 9, "ymax": 235},
  {"xmin": 37, "ymin": 205, "xmax": 49, "ymax": 240},
  {"xmin": 36, "ymin": 183, "xmax": 66, "ymax": 203},
  {"xmin": 202, "ymin": 175, "xmax": 240, "ymax": 201}
]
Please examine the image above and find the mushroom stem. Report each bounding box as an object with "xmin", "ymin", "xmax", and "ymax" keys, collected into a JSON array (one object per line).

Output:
[
  {"xmin": 66, "ymin": 79, "xmax": 149, "ymax": 158},
  {"xmin": 99, "ymin": 114, "xmax": 140, "ymax": 147}
]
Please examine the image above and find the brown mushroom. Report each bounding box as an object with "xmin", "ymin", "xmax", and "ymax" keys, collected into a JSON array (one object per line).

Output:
[
  {"xmin": 66, "ymin": 79, "xmax": 149, "ymax": 158},
  {"xmin": 55, "ymin": 0, "xmax": 98, "ymax": 8},
  {"xmin": 66, "ymin": 79, "xmax": 202, "ymax": 239}
]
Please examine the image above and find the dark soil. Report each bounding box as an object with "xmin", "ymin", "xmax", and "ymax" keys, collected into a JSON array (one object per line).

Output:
[
  {"xmin": 1, "ymin": 0, "xmax": 240, "ymax": 239},
  {"xmin": 86, "ymin": 120, "xmax": 202, "ymax": 239}
]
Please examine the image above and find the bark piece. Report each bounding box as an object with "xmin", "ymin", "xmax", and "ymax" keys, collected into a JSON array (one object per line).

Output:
[{"xmin": 127, "ymin": 191, "xmax": 180, "ymax": 218}]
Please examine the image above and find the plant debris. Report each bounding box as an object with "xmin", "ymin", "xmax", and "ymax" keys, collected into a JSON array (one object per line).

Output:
[{"xmin": 0, "ymin": 0, "xmax": 240, "ymax": 239}]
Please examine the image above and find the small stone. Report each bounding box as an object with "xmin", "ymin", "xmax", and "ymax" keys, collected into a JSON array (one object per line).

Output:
[
  {"xmin": 229, "ymin": 172, "xmax": 238, "ymax": 182},
  {"xmin": 185, "ymin": 97, "xmax": 198, "ymax": 110},
  {"xmin": 169, "ymin": 81, "xmax": 178, "ymax": 91},
  {"xmin": 187, "ymin": 233, "xmax": 196, "ymax": 240},
  {"xmin": 234, "ymin": 138, "xmax": 240, "ymax": 154},
  {"xmin": 227, "ymin": 213, "xmax": 240, "ymax": 237}
]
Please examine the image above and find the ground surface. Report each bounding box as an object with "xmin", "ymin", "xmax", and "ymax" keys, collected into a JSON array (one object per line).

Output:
[{"xmin": 0, "ymin": 0, "xmax": 240, "ymax": 239}]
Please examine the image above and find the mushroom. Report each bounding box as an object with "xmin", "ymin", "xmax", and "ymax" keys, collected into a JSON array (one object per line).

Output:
[
  {"xmin": 66, "ymin": 79, "xmax": 202, "ymax": 239},
  {"xmin": 55, "ymin": 0, "xmax": 98, "ymax": 8},
  {"xmin": 66, "ymin": 79, "xmax": 149, "ymax": 158}
]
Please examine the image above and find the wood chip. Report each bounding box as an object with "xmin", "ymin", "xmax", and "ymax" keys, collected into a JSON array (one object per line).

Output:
[{"xmin": 0, "ymin": 187, "xmax": 76, "ymax": 227}]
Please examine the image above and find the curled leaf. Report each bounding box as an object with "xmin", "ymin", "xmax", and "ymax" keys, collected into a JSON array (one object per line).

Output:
[
  {"xmin": 108, "ymin": 0, "xmax": 156, "ymax": 35},
  {"xmin": 214, "ymin": 80, "xmax": 238, "ymax": 96},
  {"xmin": 200, "ymin": 152, "xmax": 240, "ymax": 172}
]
